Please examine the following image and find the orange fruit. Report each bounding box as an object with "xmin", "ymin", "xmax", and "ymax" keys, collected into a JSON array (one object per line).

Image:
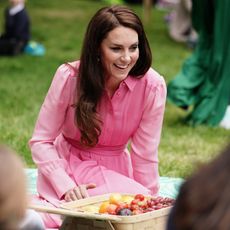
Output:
[{"xmin": 99, "ymin": 201, "xmax": 110, "ymax": 213}]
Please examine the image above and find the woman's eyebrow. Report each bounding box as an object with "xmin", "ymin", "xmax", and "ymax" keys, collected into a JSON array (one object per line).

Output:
[{"xmin": 110, "ymin": 42, "xmax": 139, "ymax": 46}]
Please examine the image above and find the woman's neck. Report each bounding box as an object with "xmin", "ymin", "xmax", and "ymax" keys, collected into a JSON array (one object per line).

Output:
[{"xmin": 105, "ymin": 78, "xmax": 121, "ymax": 98}]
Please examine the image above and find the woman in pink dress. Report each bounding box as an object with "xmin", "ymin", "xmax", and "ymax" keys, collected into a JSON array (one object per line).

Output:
[{"xmin": 29, "ymin": 5, "xmax": 166, "ymax": 228}]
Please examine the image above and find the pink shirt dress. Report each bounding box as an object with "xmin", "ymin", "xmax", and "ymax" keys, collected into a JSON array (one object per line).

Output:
[{"xmin": 29, "ymin": 60, "xmax": 167, "ymax": 208}]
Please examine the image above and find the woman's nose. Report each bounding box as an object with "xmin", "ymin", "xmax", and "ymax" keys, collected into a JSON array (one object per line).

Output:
[{"xmin": 120, "ymin": 51, "xmax": 131, "ymax": 62}]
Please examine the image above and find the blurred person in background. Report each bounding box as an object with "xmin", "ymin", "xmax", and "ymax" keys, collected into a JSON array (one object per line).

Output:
[
  {"xmin": 166, "ymin": 143, "xmax": 230, "ymax": 230},
  {"xmin": 0, "ymin": 144, "xmax": 44, "ymax": 230},
  {"xmin": 29, "ymin": 5, "xmax": 166, "ymax": 228},
  {"xmin": 0, "ymin": 0, "xmax": 30, "ymax": 56},
  {"xmin": 167, "ymin": 0, "xmax": 230, "ymax": 129},
  {"xmin": 167, "ymin": 0, "xmax": 197, "ymax": 48}
]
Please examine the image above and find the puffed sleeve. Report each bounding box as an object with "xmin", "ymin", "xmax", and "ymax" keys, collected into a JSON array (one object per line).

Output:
[
  {"xmin": 29, "ymin": 64, "xmax": 76, "ymax": 199},
  {"xmin": 130, "ymin": 73, "xmax": 167, "ymax": 195}
]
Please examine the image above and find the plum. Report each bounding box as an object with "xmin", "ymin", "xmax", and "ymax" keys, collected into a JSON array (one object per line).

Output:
[{"xmin": 117, "ymin": 208, "xmax": 132, "ymax": 216}]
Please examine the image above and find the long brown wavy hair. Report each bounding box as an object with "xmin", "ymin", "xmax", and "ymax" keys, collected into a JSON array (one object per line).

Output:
[{"xmin": 75, "ymin": 5, "xmax": 152, "ymax": 147}]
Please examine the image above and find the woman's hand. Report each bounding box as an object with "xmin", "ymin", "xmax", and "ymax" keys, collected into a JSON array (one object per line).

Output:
[{"xmin": 64, "ymin": 183, "xmax": 96, "ymax": 202}]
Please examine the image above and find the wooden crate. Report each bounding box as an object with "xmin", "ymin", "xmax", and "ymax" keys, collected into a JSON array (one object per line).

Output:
[{"xmin": 60, "ymin": 193, "xmax": 171, "ymax": 230}]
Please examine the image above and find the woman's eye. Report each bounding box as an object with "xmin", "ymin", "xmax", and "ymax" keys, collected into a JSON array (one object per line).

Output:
[
  {"xmin": 110, "ymin": 47, "xmax": 120, "ymax": 52},
  {"xmin": 130, "ymin": 46, "xmax": 138, "ymax": 51}
]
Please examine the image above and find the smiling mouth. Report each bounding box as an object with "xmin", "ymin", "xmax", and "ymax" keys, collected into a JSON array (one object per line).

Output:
[{"xmin": 114, "ymin": 64, "xmax": 129, "ymax": 69}]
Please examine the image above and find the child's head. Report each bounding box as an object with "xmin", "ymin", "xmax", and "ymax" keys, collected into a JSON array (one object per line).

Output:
[
  {"xmin": 0, "ymin": 144, "xmax": 27, "ymax": 230},
  {"xmin": 172, "ymin": 143, "xmax": 230, "ymax": 229},
  {"xmin": 9, "ymin": 0, "xmax": 25, "ymax": 7}
]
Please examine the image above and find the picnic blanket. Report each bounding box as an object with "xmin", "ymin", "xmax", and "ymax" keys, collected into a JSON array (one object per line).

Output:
[{"xmin": 25, "ymin": 168, "xmax": 184, "ymax": 199}]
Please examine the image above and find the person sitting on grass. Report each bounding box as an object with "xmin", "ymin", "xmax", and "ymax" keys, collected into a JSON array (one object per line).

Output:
[
  {"xmin": 29, "ymin": 5, "xmax": 166, "ymax": 228},
  {"xmin": 0, "ymin": 0, "xmax": 30, "ymax": 56}
]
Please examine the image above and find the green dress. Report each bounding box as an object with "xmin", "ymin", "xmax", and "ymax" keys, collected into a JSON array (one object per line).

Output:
[{"xmin": 167, "ymin": 0, "xmax": 230, "ymax": 126}]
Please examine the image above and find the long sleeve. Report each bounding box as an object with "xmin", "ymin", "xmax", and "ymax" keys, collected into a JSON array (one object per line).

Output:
[
  {"xmin": 14, "ymin": 9, "xmax": 30, "ymax": 41},
  {"xmin": 130, "ymin": 74, "xmax": 167, "ymax": 195},
  {"xmin": 3, "ymin": 8, "xmax": 30, "ymax": 42},
  {"xmin": 29, "ymin": 64, "xmax": 76, "ymax": 199}
]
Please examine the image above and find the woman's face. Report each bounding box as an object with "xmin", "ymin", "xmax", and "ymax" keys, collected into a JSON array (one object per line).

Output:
[{"xmin": 100, "ymin": 26, "xmax": 139, "ymax": 85}]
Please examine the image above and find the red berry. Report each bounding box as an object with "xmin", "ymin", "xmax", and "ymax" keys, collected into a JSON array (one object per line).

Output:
[
  {"xmin": 130, "ymin": 204, "xmax": 139, "ymax": 211},
  {"xmin": 134, "ymin": 194, "xmax": 145, "ymax": 201},
  {"xmin": 131, "ymin": 199, "xmax": 138, "ymax": 205}
]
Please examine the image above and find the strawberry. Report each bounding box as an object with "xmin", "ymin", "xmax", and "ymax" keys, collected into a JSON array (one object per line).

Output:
[{"xmin": 134, "ymin": 194, "xmax": 145, "ymax": 201}]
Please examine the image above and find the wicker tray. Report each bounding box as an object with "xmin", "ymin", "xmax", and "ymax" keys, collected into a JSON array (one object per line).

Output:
[
  {"xmin": 30, "ymin": 193, "xmax": 171, "ymax": 229},
  {"xmin": 60, "ymin": 193, "xmax": 171, "ymax": 230}
]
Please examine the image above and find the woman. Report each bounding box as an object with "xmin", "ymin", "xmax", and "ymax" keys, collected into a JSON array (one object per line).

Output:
[{"xmin": 29, "ymin": 5, "xmax": 166, "ymax": 228}]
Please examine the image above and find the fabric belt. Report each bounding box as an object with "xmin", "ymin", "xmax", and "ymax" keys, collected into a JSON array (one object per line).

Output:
[{"xmin": 63, "ymin": 135, "xmax": 126, "ymax": 156}]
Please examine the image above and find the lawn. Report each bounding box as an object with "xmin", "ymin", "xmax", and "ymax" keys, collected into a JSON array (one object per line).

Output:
[{"xmin": 0, "ymin": 0, "xmax": 229, "ymax": 178}]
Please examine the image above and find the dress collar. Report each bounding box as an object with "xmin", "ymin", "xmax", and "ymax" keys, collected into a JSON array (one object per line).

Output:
[
  {"xmin": 123, "ymin": 75, "xmax": 139, "ymax": 91},
  {"xmin": 9, "ymin": 3, "xmax": 25, "ymax": 16}
]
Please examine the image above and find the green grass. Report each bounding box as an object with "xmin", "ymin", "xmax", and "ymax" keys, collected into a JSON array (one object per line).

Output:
[{"xmin": 0, "ymin": 0, "xmax": 229, "ymax": 178}]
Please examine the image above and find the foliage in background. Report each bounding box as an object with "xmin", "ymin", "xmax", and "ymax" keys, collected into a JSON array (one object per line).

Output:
[{"xmin": 0, "ymin": 0, "xmax": 229, "ymax": 178}]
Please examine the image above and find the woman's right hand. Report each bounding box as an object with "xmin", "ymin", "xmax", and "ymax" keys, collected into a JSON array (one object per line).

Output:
[{"xmin": 64, "ymin": 183, "xmax": 96, "ymax": 202}]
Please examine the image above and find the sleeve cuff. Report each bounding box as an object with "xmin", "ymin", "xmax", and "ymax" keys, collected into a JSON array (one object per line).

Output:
[{"xmin": 49, "ymin": 167, "xmax": 76, "ymax": 199}]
